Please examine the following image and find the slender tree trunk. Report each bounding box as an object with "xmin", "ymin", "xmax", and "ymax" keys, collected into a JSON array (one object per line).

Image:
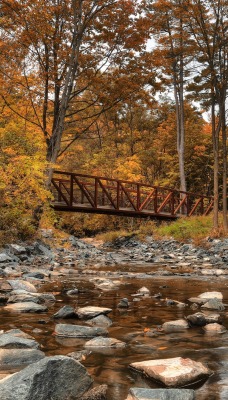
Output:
[
  {"xmin": 212, "ymin": 100, "xmax": 219, "ymax": 229},
  {"xmin": 221, "ymin": 99, "xmax": 227, "ymax": 232}
]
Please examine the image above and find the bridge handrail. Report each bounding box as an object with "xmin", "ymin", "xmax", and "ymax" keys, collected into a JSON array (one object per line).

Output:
[{"xmin": 53, "ymin": 170, "xmax": 213, "ymax": 199}]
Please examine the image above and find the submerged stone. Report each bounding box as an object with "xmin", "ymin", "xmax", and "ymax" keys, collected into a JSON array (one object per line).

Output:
[{"xmin": 54, "ymin": 324, "xmax": 108, "ymax": 338}]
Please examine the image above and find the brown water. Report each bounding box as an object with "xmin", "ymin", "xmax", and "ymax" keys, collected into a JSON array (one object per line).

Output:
[{"xmin": 1, "ymin": 263, "xmax": 228, "ymax": 400}]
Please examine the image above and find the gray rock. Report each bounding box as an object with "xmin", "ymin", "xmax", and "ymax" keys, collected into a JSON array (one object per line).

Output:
[
  {"xmin": 53, "ymin": 305, "xmax": 76, "ymax": 319},
  {"xmin": 201, "ymin": 298, "xmax": 225, "ymax": 311},
  {"xmin": 23, "ymin": 272, "xmax": 45, "ymax": 280},
  {"xmin": 0, "ymin": 355, "xmax": 92, "ymax": 400},
  {"xmin": 86, "ymin": 315, "xmax": 113, "ymax": 327},
  {"xmin": 162, "ymin": 319, "xmax": 189, "ymax": 332},
  {"xmin": 187, "ymin": 312, "xmax": 207, "ymax": 327},
  {"xmin": 55, "ymin": 324, "xmax": 108, "ymax": 338},
  {"xmin": 129, "ymin": 357, "xmax": 211, "ymax": 387},
  {"xmin": 85, "ymin": 337, "xmax": 126, "ymax": 348},
  {"xmin": 7, "ymin": 244, "xmax": 26, "ymax": 255},
  {"xmin": 118, "ymin": 298, "xmax": 129, "ymax": 308},
  {"xmin": 0, "ymin": 348, "xmax": 45, "ymax": 367},
  {"xmin": 126, "ymin": 388, "xmax": 195, "ymax": 400},
  {"xmin": 0, "ymin": 334, "xmax": 39, "ymax": 349},
  {"xmin": 7, "ymin": 280, "xmax": 37, "ymax": 293},
  {"xmin": 7, "ymin": 293, "xmax": 40, "ymax": 304},
  {"xmin": 4, "ymin": 329, "xmax": 34, "ymax": 340},
  {"xmin": 76, "ymin": 306, "xmax": 112, "ymax": 319},
  {"xmin": 0, "ymin": 253, "xmax": 13, "ymax": 263},
  {"xmin": 4, "ymin": 302, "xmax": 47, "ymax": 313}
]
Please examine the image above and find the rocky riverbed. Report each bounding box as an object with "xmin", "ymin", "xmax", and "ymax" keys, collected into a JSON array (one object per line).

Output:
[{"xmin": 0, "ymin": 232, "xmax": 228, "ymax": 399}]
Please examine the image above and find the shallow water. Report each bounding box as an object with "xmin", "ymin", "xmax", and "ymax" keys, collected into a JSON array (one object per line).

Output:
[{"xmin": 1, "ymin": 262, "xmax": 228, "ymax": 400}]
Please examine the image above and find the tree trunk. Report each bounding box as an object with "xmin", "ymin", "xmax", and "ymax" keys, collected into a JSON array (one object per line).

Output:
[{"xmin": 212, "ymin": 100, "xmax": 219, "ymax": 229}]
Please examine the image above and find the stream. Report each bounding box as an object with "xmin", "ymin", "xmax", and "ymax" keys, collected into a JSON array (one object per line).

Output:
[{"xmin": 1, "ymin": 257, "xmax": 228, "ymax": 400}]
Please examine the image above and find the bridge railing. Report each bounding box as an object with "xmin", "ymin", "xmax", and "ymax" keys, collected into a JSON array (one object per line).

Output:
[{"xmin": 51, "ymin": 171, "xmax": 213, "ymax": 218}]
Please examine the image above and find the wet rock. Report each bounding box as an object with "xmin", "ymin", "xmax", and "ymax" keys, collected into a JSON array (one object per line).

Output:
[
  {"xmin": 187, "ymin": 312, "xmax": 207, "ymax": 327},
  {"xmin": 0, "ymin": 355, "xmax": 93, "ymax": 400},
  {"xmin": 204, "ymin": 323, "xmax": 227, "ymax": 334},
  {"xmin": 188, "ymin": 297, "xmax": 207, "ymax": 305},
  {"xmin": 81, "ymin": 384, "xmax": 108, "ymax": 400},
  {"xmin": 137, "ymin": 287, "xmax": 150, "ymax": 295},
  {"xmin": 76, "ymin": 306, "xmax": 112, "ymax": 319},
  {"xmin": 4, "ymin": 302, "xmax": 47, "ymax": 313},
  {"xmin": 0, "ymin": 348, "xmax": 45, "ymax": 367},
  {"xmin": 86, "ymin": 315, "xmax": 113, "ymax": 327},
  {"xmin": 85, "ymin": 337, "xmax": 126, "ymax": 348},
  {"xmin": 162, "ymin": 319, "xmax": 189, "ymax": 332},
  {"xmin": 67, "ymin": 350, "xmax": 91, "ymax": 362},
  {"xmin": 7, "ymin": 280, "xmax": 37, "ymax": 293},
  {"xmin": 201, "ymin": 298, "xmax": 225, "ymax": 311},
  {"xmin": 117, "ymin": 298, "xmax": 129, "ymax": 308},
  {"xmin": 7, "ymin": 293, "xmax": 40, "ymax": 304},
  {"xmin": 23, "ymin": 272, "xmax": 45, "ymax": 280},
  {"xmin": 0, "ymin": 334, "xmax": 39, "ymax": 349},
  {"xmin": 199, "ymin": 291, "xmax": 223, "ymax": 300},
  {"xmin": 92, "ymin": 278, "xmax": 120, "ymax": 290},
  {"xmin": 55, "ymin": 324, "xmax": 108, "ymax": 338},
  {"xmin": 129, "ymin": 357, "xmax": 211, "ymax": 387},
  {"xmin": 53, "ymin": 305, "xmax": 76, "ymax": 319},
  {"xmin": 4, "ymin": 329, "xmax": 34, "ymax": 340},
  {"xmin": 66, "ymin": 288, "xmax": 79, "ymax": 296},
  {"xmin": 204, "ymin": 313, "xmax": 222, "ymax": 324},
  {"xmin": 126, "ymin": 388, "xmax": 195, "ymax": 400}
]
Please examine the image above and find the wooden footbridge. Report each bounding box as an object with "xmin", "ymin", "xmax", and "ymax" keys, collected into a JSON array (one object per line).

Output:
[{"xmin": 51, "ymin": 171, "xmax": 213, "ymax": 219}]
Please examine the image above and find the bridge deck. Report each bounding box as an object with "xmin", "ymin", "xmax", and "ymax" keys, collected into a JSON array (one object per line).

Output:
[{"xmin": 51, "ymin": 171, "xmax": 213, "ymax": 219}]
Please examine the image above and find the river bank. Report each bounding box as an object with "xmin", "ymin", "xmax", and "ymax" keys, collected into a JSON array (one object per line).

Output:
[{"xmin": 0, "ymin": 232, "xmax": 228, "ymax": 399}]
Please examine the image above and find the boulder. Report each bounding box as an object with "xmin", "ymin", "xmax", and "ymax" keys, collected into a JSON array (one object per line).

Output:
[
  {"xmin": 85, "ymin": 337, "xmax": 126, "ymax": 348},
  {"xmin": 0, "ymin": 334, "xmax": 39, "ymax": 349},
  {"xmin": 126, "ymin": 388, "xmax": 195, "ymax": 400},
  {"xmin": 162, "ymin": 319, "xmax": 189, "ymax": 332},
  {"xmin": 86, "ymin": 315, "xmax": 113, "ymax": 327},
  {"xmin": 0, "ymin": 348, "xmax": 45, "ymax": 367},
  {"xmin": 76, "ymin": 306, "xmax": 112, "ymax": 319},
  {"xmin": 7, "ymin": 244, "xmax": 27, "ymax": 255},
  {"xmin": 53, "ymin": 305, "xmax": 76, "ymax": 319},
  {"xmin": 55, "ymin": 324, "xmax": 108, "ymax": 338},
  {"xmin": 4, "ymin": 302, "xmax": 47, "ymax": 313},
  {"xmin": 201, "ymin": 299, "xmax": 225, "ymax": 311},
  {"xmin": 129, "ymin": 357, "xmax": 211, "ymax": 387},
  {"xmin": 7, "ymin": 280, "xmax": 37, "ymax": 293},
  {"xmin": 204, "ymin": 323, "xmax": 227, "ymax": 334},
  {"xmin": 0, "ymin": 355, "xmax": 93, "ymax": 400},
  {"xmin": 198, "ymin": 291, "xmax": 223, "ymax": 300}
]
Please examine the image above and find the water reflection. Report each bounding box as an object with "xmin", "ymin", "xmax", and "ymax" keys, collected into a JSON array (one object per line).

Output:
[{"xmin": 0, "ymin": 266, "xmax": 228, "ymax": 399}]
